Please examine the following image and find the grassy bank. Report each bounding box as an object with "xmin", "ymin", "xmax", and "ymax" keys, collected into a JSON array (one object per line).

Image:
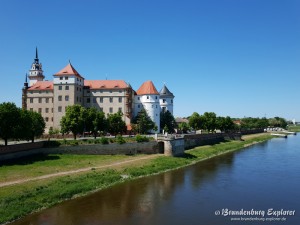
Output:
[
  {"xmin": 288, "ymin": 125, "xmax": 300, "ymax": 132},
  {"xmin": 0, "ymin": 134, "xmax": 273, "ymax": 224}
]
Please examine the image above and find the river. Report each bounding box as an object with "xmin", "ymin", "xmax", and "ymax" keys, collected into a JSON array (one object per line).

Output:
[{"xmin": 9, "ymin": 135, "xmax": 300, "ymax": 225}]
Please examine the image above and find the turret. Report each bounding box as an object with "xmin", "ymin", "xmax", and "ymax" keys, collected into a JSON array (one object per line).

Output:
[
  {"xmin": 134, "ymin": 81, "xmax": 160, "ymax": 133},
  {"xmin": 159, "ymin": 84, "xmax": 174, "ymax": 115}
]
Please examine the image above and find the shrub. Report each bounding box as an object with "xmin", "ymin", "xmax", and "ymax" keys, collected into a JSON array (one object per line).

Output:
[
  {"xmin": 70, "ymin": 140, "xmax": 79, "ymax": 146},
  {"xmin": 100, "ymin": 137, "xmax": 109, "ymax": 144},
  {"xmin": 109, "ymin": 139, "xmax": 115, "ymax": 143},
  {"xmin": 116, "ymin": 135, "xmax": 126, "ymax": 144},
  {"xmin": 135, "ymin": 135, "xmax": 149, "ymax": 142},
  {"xmin": 43, "ymin": 141, "xmax": 61, "ymax": 147}
]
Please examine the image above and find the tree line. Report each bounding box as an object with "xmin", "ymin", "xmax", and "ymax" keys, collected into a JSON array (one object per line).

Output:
[{"xmin": 0, "ymin": 102, "xmax": 45, "ymax": 145}]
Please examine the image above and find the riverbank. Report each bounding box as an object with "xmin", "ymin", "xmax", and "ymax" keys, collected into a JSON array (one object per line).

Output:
[{"xmin": 0, "ymin": 133, "xmax": 273, "ymax": 224}]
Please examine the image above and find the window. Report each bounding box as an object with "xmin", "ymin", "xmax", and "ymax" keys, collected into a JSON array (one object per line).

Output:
[
  {"xmin": 45, "ymin": 117, "xmax": 49, "ymax": 122},
  {"xmin": 58, "ymin": 86, "xmax": 62, "ymax": 90},
  {"xmin": 109, "ymin": 107, "xmax": 113, "ymax": 113},
  {"xmin": 100, "ymin": 97, "xmax": 103, "ymax": 103},
  {"xmin": 155, "ymin": 96, "xmax": 158, "ymax": 99},
  {"xmin": 65, "ymin": 95, "xmax": 69, "ymax": 101},
  {"xmin": 156, "ymin": 105, "xmax": 158, "ymax": 108},
  {"xmin": 80, "ymin": 88, "xmax": 81, "ymax": 92},
  {"xmin": 119, "ymin": 90, "xmax": 122, "ymax": 93},
  {"xmin": 147, "ymin": 96, "xmax": 149, "ymax": 99},
  {"xmin": 138, "ymin": 97, "xmax": 140, "ymax": 100},
  {"xmin": 38, "ymin": 108, "xmax": 42, "ymax": 113},
  {"xmin": 38, "ymin": 98, "xmax": 42, "ymax": 103},
  {"xmin": 65, "ymin": 86, "xmax": 69, "ymax": 90},
  {"xmin": 77, "ymin": 87, "xmax": 78, "ymax": 91},
  {"xmin": 30, "ymin": 98, "xmax": 33, "ymax": 103},
  {"xmin": 58, "ymin": 96, "xmax": 62, "ymax": 101},
  {"xmin": 138, "ymin": 104, "xmax": 140, "ymax": 108},
  {"xmin": 162, "ymin": 107, "xmax": 166, "ymax": 112},
  {"xmin": 119, "ymin": 97, "xmax": 122, "ymax": 103},
  {"xmin": 58, "ymin": 106, "xmax": 62, "ymax": 112},
  {"xmin": 65, "ymin": 76, "xmax": 68, "ymax": 80},
  {"xmin": 51, "ymin": 117, "xmax": 53, "ymax": 122},
  {"xmin": 152, "ymin": 105, "xmax": 153, "ymax": 108},
  {"xmin": 45, "ymin": 108, "xmax": 49, "ymax": 113},
  {"xmin": 100, "ymin": 107, "xmax": 103, "ymax": 112},
  {"xmin": 93, "ymin": 98, "xmax": 96, "ymax": 103},
  {"xmin": 77, "ymin": 78, "xmax": 79, "ymax": 81},
  {"xmin": 163, "ymin": 99, "xmax": 166, "ymax": 103},
  {"xmin": 110, "ymin": 90, "xmax": 112, "ymax": 93},
  {"xmin": 39, "ymin": 91, "xmax": 41, "ymax": 94},
  {"xmin": 87, "ymin": 90, "xmax": 90, "ymax": 94},
  {"xmin": 51, "ymin": 108, "xmax": 53, "ymax": 113},
  {"xmin": 118, "ymin": 107, "xmax": 122, "ymax": 112},
  {"xmin": 46, "ymin": 98, "xmax": 49, "ymax": 103},
  {"xmin": 87, "ymin": 98, "xmax": 90, "ymax": 103},
  {"xmin": 30, "ymin": 108, "xmax": 33, "ymax": 111},
  {"xmin": 60, "ymin": 77, "xmax": 63, "ymax": 80},
  {"xmin": 110, "ymin": 97, "xmax": 113, "ymax": 103}
]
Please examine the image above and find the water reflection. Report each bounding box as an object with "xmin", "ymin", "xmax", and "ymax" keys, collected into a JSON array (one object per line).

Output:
[{"xmin": 9, "ymin": 136, "xmax": 300, "ymax": 225}]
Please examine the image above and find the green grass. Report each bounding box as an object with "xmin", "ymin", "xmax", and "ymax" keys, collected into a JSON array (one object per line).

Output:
[
  {"xmin": 0, "ymin": 134, "xmax": 273, "ymax": 224},
  {"xmin": 288, "ymin": 125, "xmax": 300, "ymax": 132},
  {"xmin": 0, "ymin": 154, "xmax": 131, "ymax": 183}
]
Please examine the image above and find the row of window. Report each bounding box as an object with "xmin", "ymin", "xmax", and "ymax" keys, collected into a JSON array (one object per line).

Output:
[
  {"xmin": 136, "ymin": 96, "xmax": 173, "ymax": 103},
  {"xmin": 29, "ymin": 98, "xmax": 53, "ymax": 103},
  {"xmin": 86, "ymin": 90, "xmax": 123, "ymax": 94},
  {"xmin": 57, "ymin": 106, "xmax": 122, "ymax": 114},
  {"xmin": 86, "ymin": 97, "xmax": 123, "ymax": 103},
  {"xmin": 29, "ymin": 91, "xmax": 50, "ymax": 94},
  {"xmin": 30, "ymin": 108, "xmax": 54, "ymax": 114}
]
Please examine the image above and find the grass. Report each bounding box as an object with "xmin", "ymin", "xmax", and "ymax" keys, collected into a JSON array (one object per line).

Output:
[
  {"xmin": 288, "ymin": 125, "xmax": 300, "ymax": 132},
  {"xmin": 0, "ymin": 133, "xmax": 273, "ymax": 224}
]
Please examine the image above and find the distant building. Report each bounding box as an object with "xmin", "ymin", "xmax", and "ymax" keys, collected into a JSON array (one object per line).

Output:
[{"xmin": 22, "ymin": 48, "xmax": 174, "ymax": 133}]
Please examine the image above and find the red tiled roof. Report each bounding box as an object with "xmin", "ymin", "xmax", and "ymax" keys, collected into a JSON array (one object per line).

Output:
[
  {"xmin": 84, "ymin": 80, "xmax": 128, "ymax": 89},
  {"xmin": 136, "ymin": 81, "xmax": 159, "ymax": 95},
  {"xmin": 54, "ymin": 63, "xmax": 83, "ymax": 79},
  {"xmin": 28, "ymin": 81, "xmax": 53, "ymax": 91}
]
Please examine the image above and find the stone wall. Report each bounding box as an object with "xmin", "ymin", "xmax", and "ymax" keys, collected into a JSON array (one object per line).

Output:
[
  {"xmin": 164, "ymin": 138, "xmax": 185, "ymax": 156},
  {"xmin": 0, "ymin": 141, "xmax": 159, "ymax": 162},
  {"xmin": 0, "ymin": 142, "xmax": 45, "ymax": 155}
]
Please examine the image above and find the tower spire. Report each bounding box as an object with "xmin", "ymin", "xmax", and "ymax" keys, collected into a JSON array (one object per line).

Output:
[
  {"xmin": 25, "ymin": 73, "xmax": 28, "ymax": 83},
  {"xmin": 35, "ymin": 47, "xmax": 38, "ymax": 59}
]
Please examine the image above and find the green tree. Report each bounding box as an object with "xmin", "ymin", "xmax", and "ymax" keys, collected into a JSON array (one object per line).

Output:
[
  {"xmin": 0, "ymin": 102, "xmax": 21, "ymax": 145},
  {"xmin": 188, "ymin": 112, "xmax": 202, "ymax": 130},
  {"xmin": 107, "ymin": 112, "xmax": 126, "ymax": 135},
  {"xmin": 178, "ymin": 122, "xmax": 190, "ymax": 133},
  {"xmin": 60, "ymin": 105, "xmax": 85, "ymax": 139},
  {"xmin": 132, "ymin": 109, "xmax": 155, "ymax": 134},
  {"xmin": 18, "ymin": 110, "xmax": 45, "ymax": 142},
  {"xmin": 216, "ymin": 116, "xmax": 234, "ymax": 132},
  {"xmin": 85, "ymin": 107, "xmax": 107, "ymax": 139},
  {"xmin": 160, "ymin": 110, "xmax": 176, "ymax": 133},
  {"xmin": 202, "ymin": 112, "xmax": 217, "ymax": 132}
]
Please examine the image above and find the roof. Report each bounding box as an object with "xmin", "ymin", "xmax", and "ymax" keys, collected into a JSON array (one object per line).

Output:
[
  {"xmin": 175, "ymin": 117, "xmax": 189, "ymax": 123},
  {"xmin": 54, "ymin": 63, "xmax": 84, "ymax": 79},
  {"xmin": 136, "ymin": 81, "xmax": 159, "ymax": 95},
  {"xmin": 84, "ymin": 80, "xmax": 128, "ymax": 89},
  {"xmin": 159, "ymin": 84, "xmax": 174, "ymax": 97},
  {"xmin": 28, "ymin": 81, "xmax": 53, "ymax": 91}
]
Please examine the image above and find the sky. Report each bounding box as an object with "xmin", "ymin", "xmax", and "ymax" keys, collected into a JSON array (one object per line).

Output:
[{"xmin": 0, "ymin": 0, "xmax": 299, "ymax": 120}]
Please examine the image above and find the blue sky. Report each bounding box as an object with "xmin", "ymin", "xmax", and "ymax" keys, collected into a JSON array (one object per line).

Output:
[{"xmin": 0, "ymin": 0, "xmax": 299, "ymax": 120}]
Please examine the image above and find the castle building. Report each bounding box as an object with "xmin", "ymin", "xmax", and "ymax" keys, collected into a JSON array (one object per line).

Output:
[{"xmin": 22, "ymin": 49, "xmax": 174, "ymax": 133}]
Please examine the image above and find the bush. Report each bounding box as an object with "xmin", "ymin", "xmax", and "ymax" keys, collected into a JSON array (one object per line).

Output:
[
  {"xmin": 69, "ymin": 140, "xmax": 79, "ymax": 146},
  {"xmin": 100, "ymin": 137, "xmax": 109, "ymax": 144},
  {"xmin": 135, "ymin": 135, "xmax": 149, "ymax": 142},
  {"xmin": 116, "ymin": 135, "xmax": 126, "ymax": 144},
  {"xmin": 43, "ymin": 141, "xmax": 61, "ymax": 147}
]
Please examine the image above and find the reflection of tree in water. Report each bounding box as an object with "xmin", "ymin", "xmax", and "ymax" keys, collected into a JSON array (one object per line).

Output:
[{"xmin": 11, "ymin": 169, "xmax": 186, "ymax": 225}]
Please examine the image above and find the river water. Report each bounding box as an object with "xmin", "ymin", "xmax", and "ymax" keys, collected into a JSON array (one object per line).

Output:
[{"xmin": 9, "ymin": 135, "xmax": 300, "ymax": 225}]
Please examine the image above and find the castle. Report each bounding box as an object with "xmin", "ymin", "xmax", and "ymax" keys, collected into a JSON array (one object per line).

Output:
[{"xmin": 22, "ymin": 48, "xmax": 174, "ymax": 133}]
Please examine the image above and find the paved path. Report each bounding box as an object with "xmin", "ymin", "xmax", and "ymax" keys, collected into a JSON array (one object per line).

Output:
[{"xmin": 0, "ymin": 154, "xmax": 159, "ymax": 188}]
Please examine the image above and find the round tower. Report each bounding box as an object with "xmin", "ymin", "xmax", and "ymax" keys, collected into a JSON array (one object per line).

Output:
[
  {"xmin": 159, "ymin": 84, "xmax": 174, "ymax": 115},
  {"xmin": 134, "ymin": 81, "xmax": 160, "ymax": 133}
]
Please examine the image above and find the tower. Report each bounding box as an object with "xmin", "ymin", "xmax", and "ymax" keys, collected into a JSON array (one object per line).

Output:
[
  {"xmin": 28, "ymin": 47, "xmax": 45, "ymax": 86},
  {"xmin": 135, "ymin": 81, "xmax": 160, "ymax": 133},
  {"xmin": 53, "ymin": 62, "xmax": 84, "ymax": 128},
  {"xmin": 21, "ymin": 73, "xmax": 29, "ymax": 110},
  {"xmin": 159, "ymin": 84, "xmax": 174, "ymax": 114}
]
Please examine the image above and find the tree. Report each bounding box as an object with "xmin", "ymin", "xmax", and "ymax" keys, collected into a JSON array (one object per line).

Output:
[
  {"xmin": 216, "ymin": 116, "xmax": 234, "ymax": 132},
  {"xmin": 85, "ymin": 107, "xmax": 107, "ymax": 138},
  {"xmin": 178, "ymin": 122, "xmax": 190, "ymax": 133},
  {"xmin": 60, "ymin": 105, "xmax": 85, "ymax": 139},
  {"xmin": 202, "ymin": 112, "xmax": 217, "ymax": 132},
  {"xmin": 131, "ymin": 109, "xmax": 155, "ymax": 134},
  {"xmin": 18, "ymin": 110, "xmax": 45, "ymax": 142},
  {"xmin": 160, "ymin": 110, "xmax": 176, "ymax": 133},
  {"xmin": 269, "ymin": 117, "xmax": 287, "ymax": 128},
  {"xmin": 0, "ymin": 102, "xmax": 21, "ymax": 145},
  {"xmin": 188, "ymin": 112, "xmax": 202, "ymax": 130},
  {"xmin": 107, "ymin": 112, "xmax": 126, "ymax": 135}
]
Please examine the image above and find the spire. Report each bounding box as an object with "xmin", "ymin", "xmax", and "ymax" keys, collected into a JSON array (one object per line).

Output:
[
  {"xmin": 25, "ymin": 73, "xmax": 28, "ymax": 83},
  {"xmin": 34, "ymin": 47, "xmax": 39, "ymax": 63}
]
